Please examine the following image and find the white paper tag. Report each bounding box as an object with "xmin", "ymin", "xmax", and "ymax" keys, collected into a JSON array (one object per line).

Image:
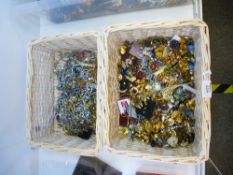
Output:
[
  {"xmin": 172, "ymin": 35, "xmax": 181, "ymax": 41},
  {"xmin": 202, "ymin": 80, "xmax": 212, "ymax": 98},
  {"xmin": 118, "ymin": 99, "xmax": 130, "ymax": 115},
  {"xmin": 118, "ymin": 99, "xmax": 137, "ymax": 119}
]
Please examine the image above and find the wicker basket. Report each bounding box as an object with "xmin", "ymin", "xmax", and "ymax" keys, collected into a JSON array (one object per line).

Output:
[
  {"xmin": 103, "ymin": 20, "xmax": 211, "ymax": 163},
  {"xmin": 26, "ymin": 32, "xmax": 104, "ymax": 155}
]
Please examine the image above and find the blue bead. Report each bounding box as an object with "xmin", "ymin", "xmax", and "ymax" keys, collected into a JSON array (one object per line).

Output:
[
  {"xmin": 185, "ymin": 109, "xmax": 193, "ymax": 117},
  {"xmin": 72, "ymin": 87, "xmax": 81, "ymax": 94},
  {"xmin": 155, "ymin": 137, "xmax": 163, "ymax": 147},
  {"xmin": 122, "ymin": 67, "xmax": 128, "ymax": 75},
  {"xmin": 136, "ymin": 114, "xmax": 144, "ymax": 120},
  {"xmin": 156, "ymin": 60, "xmax": 163, "ymax": 65},
  {"xmin": 171, "ymin": 124, "xmax": 179, "ymax": 129},
  {"xmin": 187, "ymin": 44, "xmax": 194, "ymax": 52},
  {"xmin": 73, "ymin": 66, "xmax": 80, "ymax": 74},
  {"xmin": 151, "ymin": 49, "xmax": 156, "ymax": 58},
  {"xmin": 170, "ymin": 40, "xmax": 180, "ymax": 49},
  {"xmin": 189, "ymin": 63, "xmax": 194, "ymax": 71}
]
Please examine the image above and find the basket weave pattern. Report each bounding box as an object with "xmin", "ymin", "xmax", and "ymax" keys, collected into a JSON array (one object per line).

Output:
[
  {"xmin": 104, "ymin": 20, "xmax": 211, "ymax": 163},
  {"xmin": 26, "ymin": 33, "xmax": 102, "ymax": 155}
]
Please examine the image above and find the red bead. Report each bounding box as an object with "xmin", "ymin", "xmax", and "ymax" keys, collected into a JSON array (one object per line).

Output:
[
  {"xmin": 150, "ymin": 63, "xmax": 156, "ymax": 70},
  {"xmin": 79, "ymin": 50, "xmax": 92, "ymax": 58},
  {"xmin": 121, "ymin": 52, "xmax": 130, "ymax": 61},
  {"xmin": 136, "ymin": 71, "xmax": 144, "ymax": 79},
  {"xmin": 119, "ymin": 114, "xmax": 128, "ymax": 127}
]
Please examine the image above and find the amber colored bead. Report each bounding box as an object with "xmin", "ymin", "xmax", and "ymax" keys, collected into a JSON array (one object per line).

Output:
[
  {"xmin": 117, "ymin": 60, "xmax": 122, "ymax": 67},
  {"xmin": 120, "ymin": 45, "xmax": 127, "ymax": 55},
  {"xmin": 179, "ymin": 48, "xmax": 188, "ymax": 56},
  {"xmin": 186, "ymin": 99, "xmax": 195, "ymax": 111},
  {"xmin": 154, "ymin": 48, "xmax": 163, "ymax": 58},
  {"xmin": 153, "ymin": 110, "xmax": 161, "ymax": 118},
  {"xmin": 142, "ymin": 120, "xmax": 152, "ymax": 133},
  {"xmin": 179, "ymin": 60, "xmax": 189, "ymax": 72},
  {"xmin": 137, "ymin": 39, "xmax": 145, "ymax": 46},
  {"xmin": 153, "ymin": 121, "xmax": 164, "ymax": 132},
  {"xmin": 171, "ymin": 111, "xmax": 179, "ymax": 118},
  {"xmin": 169, "ymin": 129, "xmax": 177, "ymax": 136},
  {"xmin": 163, "ymin": 57, "xmax": 171, "ymax": 64},
  {"xmin": 156, "ymin": 51, "xmax": 163, "ymax": 58},
  {"xmin": 175, "ymin": 115, "xmax": 183, "ymax": 124},
  {"xmin": 166, "ymin": 118, "xmax": 175, "ymax": 126},
  {"xmin": 179, "ymin": 37, "xmax": 186, "ymax": 45},
  {"xmin": 118, "ymin": 74, "xmax": 123, "ymax": 81}
]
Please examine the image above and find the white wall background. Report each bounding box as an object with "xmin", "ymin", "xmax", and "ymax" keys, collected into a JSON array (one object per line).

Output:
[{"xmin": 0, "ymin": 1, "xmax": 39, "ymax": 174}]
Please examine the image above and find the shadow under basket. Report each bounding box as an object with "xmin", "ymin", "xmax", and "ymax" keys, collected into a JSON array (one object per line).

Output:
[
  {"xmin": 105, "ymin": 20, "xmax": 211, "ymax": 163},
  {"xmin": 26, "ymin": 33, "xmax": 101, "ymax": 155}
]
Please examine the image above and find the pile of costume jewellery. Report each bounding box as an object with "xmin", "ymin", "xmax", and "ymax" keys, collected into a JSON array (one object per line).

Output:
[
  {"xmin": 117, "ymin": 35, "xmax": 196, "ymax": 148},
  {"xmin": 54, "ymin": 50, "xmax": 97, "ymax": 140}
]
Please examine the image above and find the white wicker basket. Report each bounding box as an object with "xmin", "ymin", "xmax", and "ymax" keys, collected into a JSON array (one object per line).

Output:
[
  {"xmin": 103, "ymin": 19, "xmax": 211, "ymax": 163},
  {"xmin": 26, "ymin": 32, "xmax": 104, "ymax": 155}
]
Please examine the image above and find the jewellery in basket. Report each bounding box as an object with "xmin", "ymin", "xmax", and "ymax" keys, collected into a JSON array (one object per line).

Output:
[
  {"xmin": 117, "ymin": 35, "xmax": 196, "ymax": 148},
  {"xmin": 55, "ymin": 50, "xmax": 97, "ymax": 139}
]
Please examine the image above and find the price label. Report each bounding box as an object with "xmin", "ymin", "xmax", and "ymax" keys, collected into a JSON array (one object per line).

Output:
[{"xmin": 202, "ymin": 80, "xmax": 212, "ymax": 98}]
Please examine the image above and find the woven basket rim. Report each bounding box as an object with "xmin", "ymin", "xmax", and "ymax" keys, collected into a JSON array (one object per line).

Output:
[
  {"xmin": 26, "ymin": 31, "xmax": 102, "ymax": 155},
  {"xmin": 103, "ymin": 19, "xmax": 211, "ymax": 163},
  {"xmin": 28, "ymin": 32, "xmax": 99, "ymax": 47},
  {"xmin": 104, "ymin": 19, "xmax": 208, "ymax": 33}
]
